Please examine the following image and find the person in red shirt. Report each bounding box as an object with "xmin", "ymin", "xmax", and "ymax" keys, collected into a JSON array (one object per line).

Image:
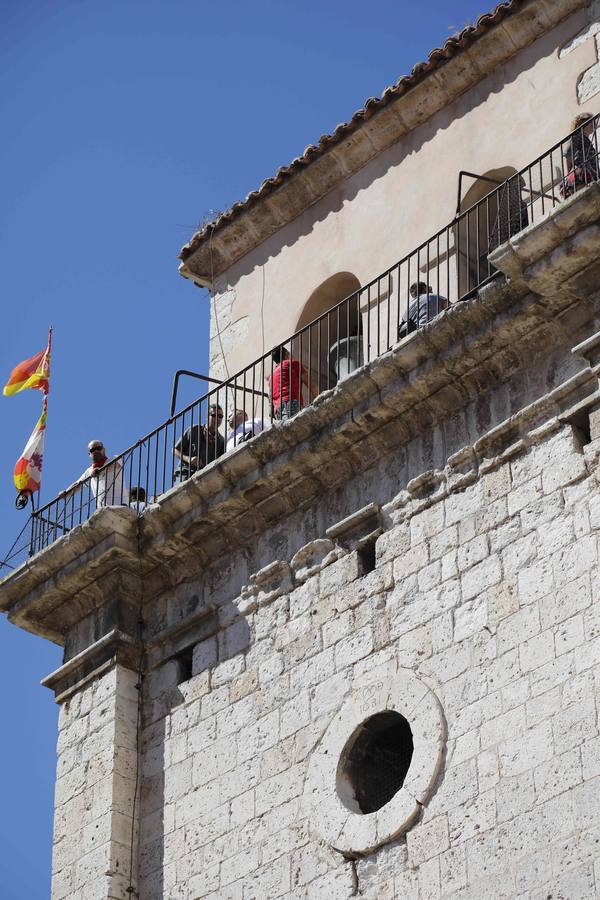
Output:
[{"xmin": 268, "ymin": 347, "xmax": 318, "ymax": 419}]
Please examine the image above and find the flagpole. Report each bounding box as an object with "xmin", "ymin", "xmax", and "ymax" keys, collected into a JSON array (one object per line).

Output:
[
  {"xmin": 43, "ymin": 325, "xmax": 52, "ymax": 417},
  {"xmin": 36, "ymin": 326, "xmax": 52, "ymax": 512}
]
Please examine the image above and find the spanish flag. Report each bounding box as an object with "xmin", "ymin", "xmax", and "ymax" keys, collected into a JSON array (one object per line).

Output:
[{"xmin": 3, "ymin": 345, "xmax": 50, "ymax": 396}]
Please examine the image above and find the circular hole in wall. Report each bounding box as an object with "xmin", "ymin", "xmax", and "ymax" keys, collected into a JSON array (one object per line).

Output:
[{"xmin": 336, "ymin": 711, "xmax": 414, "ymax": 814}]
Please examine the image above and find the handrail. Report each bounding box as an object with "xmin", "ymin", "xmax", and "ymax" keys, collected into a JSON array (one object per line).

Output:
[{"xmin": 28, "ymin": 115, "xmax": 599, "ymax": 556}]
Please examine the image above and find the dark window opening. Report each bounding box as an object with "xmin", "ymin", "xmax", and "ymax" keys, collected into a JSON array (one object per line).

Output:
[
  {"xmin": 174, "ymin": 645, "xmax": 194, "ymax": 684},
  {"xmin": 336, "ymin": 711, "xmax": 413, "ymax": 814},
  {"xmin": 357, "ymin": 539, "xmax": 377, "ymax": 575},
  {"xmin": 569, "ymin": 410, "xmax": 592, "ymax": 453}
]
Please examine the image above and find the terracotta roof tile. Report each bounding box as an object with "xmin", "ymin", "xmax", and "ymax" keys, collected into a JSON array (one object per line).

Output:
[{"xmin": 179, "ymin": 0, "xmax": 524, "ymax": 262}]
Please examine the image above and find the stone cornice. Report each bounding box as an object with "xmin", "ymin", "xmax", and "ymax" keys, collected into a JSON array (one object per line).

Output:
[
  {"xmin": 2, "ymin": 185, "xmax": 600, "ymax": 650},
  {"xmin": 41, "ymin": 628, "xmax": 140, "ymax": 702},
  {"xmin": 179, "ymin": 0, "xmax": 587, "ymax": 283}
]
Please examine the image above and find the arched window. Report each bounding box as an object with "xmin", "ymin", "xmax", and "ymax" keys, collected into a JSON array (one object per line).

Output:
[
  {"xmin": 455, "ymin": 167, "xmax": 528, "ymax": 299},
  {"xmin": 293, "ymin": 272, "xmax": 362, "ymax": 392}
]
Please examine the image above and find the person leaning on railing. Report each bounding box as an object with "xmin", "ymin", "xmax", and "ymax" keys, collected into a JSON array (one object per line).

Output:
[
  {"xmin": 398, "ymin": 282, "xmax": 449, "ymax": 339},
  {"xmin": 173, "ymin": 402, "xmax": 225, "ymax": 482},
  {"xmin": 561, "ymin": 112, "xmax": 599, "ymax": 198},
  {"xmin": 57, "ymin": 440, "xmax": 128, "ymax": 508},
  {"xmin": 225, "ymin": 408, "xmax": 268, "ymax": 451},
  {"xmin": 267, "ymin": 347, "xmax": 319, "ymax": 420}
]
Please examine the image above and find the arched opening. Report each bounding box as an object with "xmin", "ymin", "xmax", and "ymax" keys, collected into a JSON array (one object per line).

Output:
[
  {"xmin": 455, "ymin": 167, "xmax": 528, "ymax": 299},
  {"xmin": 293, "ymin": 272, "xmax": 362, "ymax": 392}
]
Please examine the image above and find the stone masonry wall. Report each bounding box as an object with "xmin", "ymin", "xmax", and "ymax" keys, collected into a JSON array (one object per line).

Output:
[
  {"xmin": 137, "ymin": 417, "xmax": 600, "ymax": 899},
  {"xmin": 52, "ymin": 666, "xmax": 139, "ymax": 900}
]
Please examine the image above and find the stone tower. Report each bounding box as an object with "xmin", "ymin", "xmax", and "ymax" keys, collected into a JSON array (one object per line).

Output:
[{"xmin": 3, "ymin": 1, "xmax": 600, "ymax": 898}]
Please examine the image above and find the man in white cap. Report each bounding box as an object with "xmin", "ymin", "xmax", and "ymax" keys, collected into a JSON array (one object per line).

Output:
[{"xmin": 59, "ymin": 440, "xmax": 128, "ymax": 507}]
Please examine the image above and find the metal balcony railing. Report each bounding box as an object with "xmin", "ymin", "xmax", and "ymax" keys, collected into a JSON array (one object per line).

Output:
[{"xmin": 22, "ymin": 114, "xmax": 600, "ymax": 558}]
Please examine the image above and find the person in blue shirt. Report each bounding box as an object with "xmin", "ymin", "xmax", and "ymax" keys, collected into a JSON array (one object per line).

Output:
[{"xmin": 399, "ymin": 282, "xmax": 448, "ymax": 338}]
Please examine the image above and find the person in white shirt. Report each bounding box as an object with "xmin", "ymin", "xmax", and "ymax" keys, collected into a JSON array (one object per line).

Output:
[
  {"xmin": 129, "ymin": 486, "xmax": 147, "ymax": 513},
  {"xmin": 225, "ymin": 409, "xmax": 267, "ymax": 452},
  {"xmin": 60, "ymin": 440, "xmax": 128, "ymax": 508}
]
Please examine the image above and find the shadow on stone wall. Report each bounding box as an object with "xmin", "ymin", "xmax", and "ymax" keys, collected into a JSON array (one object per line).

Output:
[{"xmin": 138, "ymin": 590, "xmax": 251, "ymax": 898}]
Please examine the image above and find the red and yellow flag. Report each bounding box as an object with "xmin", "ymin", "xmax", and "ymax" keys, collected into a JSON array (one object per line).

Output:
[
  {"xmin": 3, "ymin": 330, "xmax": 52, "ymax": 497},
  {"xmin": 3, "ymin": 346, "xmax": 50, "ymax": 396},
  {"xmin": 13, "ymin": 411, "xmax": 47, "ymax": 493}
]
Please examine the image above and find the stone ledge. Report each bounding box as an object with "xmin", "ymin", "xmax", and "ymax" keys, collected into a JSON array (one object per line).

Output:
[{"xmin": 41, "ymin": 628, "xmax": 140, "ymax": 702}]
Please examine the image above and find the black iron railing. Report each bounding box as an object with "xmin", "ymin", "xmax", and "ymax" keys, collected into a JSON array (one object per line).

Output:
[{"xmin": 25, "ymin": 115, "xmax": 599, "ymax": 557}]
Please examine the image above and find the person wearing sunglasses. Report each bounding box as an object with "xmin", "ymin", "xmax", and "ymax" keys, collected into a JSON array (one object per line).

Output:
[
  {"xmin": 58, "ymin": 440, "xmax": 128, "ymax": 507},
  {"xmin": 173, "ymin": 403, "xmax": 225, "ymax": 482}
]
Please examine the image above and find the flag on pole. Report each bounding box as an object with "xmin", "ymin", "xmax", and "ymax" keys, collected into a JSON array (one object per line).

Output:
[
  {"xmin": 3, "ymin": 346, "xmax": 50, "ymax": 396},
  {"xmin": 13, "ymin": 410, "xmax": 47, "ymax": 493},
  {"xmin": 3, "ymin": 329, "xmax": 52, "ymax": 500}
]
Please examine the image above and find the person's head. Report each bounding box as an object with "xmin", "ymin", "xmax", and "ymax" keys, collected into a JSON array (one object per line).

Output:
[
  {"xmin": 272, "ymin": 346, "xmax": 290, "ymax": 364},
  {"xmin": 571, "ymin": 113, "xmax": 595, "ymax": 136},
  {"xmin": 208, "ymin": 404, "xmax": 224, "ymax": 430},
  {"xmin": 410, "ymin": 281, "xmax": 431, "ymax": 299},
  {"xmin": 130, "ymin": 486, "xmax": 146, "ymax": 502},
  {"xmin": 228, "ymin": 408, "xmax": 248, "ymax": 428},
  {"xmin": 87, "ymin": 440, "xmax": 106, "ymax": 463}
]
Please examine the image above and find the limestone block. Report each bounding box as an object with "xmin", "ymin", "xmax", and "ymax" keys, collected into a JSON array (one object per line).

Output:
[
  {"xmin": 376, "ymin": 523, "xmax": 410, "ymax": 563},
  {"xmin": 255, "ymin": 765, "xmax": 304, "ymax": 817},
  {"xmin": 216, "ymin": 693, "xmax": 255, "ymax": 739},
  {"xmin": 514, "ymin": 849, "xmax": 553, "ymax": 894},
  {"xmin": 448, "ymin": 789, "xmax": 496, "ymax": 844},
  {"xmin": 192, "ymin": 637, "xmax": 217, "ymax": 675},
  {"xmin": 480, "ymin": 705, "xmax": 526, "ymax": 752},
  {"xmin": 318, "ymin": 553, "xmax": 359, "ymax": 597},
  {"xmin": 487, "ymin": 578, "xmax": 520, "ymax": 625},
  {"xmin": 192, "ymin": 735, "xmax": 236, "ymax": 787},
  {"xmin": 478, "ymin": 749, "xmax": 500, "ymax": 794},
  {"xmin": 417, "ymin": 559, "xmax": 441, "ymax": 593},
  {"xmin": 406, "ymin": 814, "xmax": 449, "ymax": 866},
  {"xmin": 428, "ymin": 524, "xmax": 458, "ymax": 561},
  {"xmin": 392, "ymin": 541, "xmax": 429, "ymax": 581},
  {"xmin": 499, "ymin": 721, "xmax": 554, "ymax": 776},
  {"xmin": 540, "ymin": 572, "xmax": 592, "ymax": 629},
  {"xmin": 574, "ymin": 633, "xmax": 600, "ymax": 673},
  {"xmin": 334, "ymin": 626, "xmax": 373, "ymax": 670},
  {"xmin": 552, "ymin": 534, "xmax": 597, "ymax": 589},
  {"xmin": 534, "ymin": 746, "xmax": 583, "ymax": 804},
  {"xmin": 553, "ymin": 695, "xmax": 598, "ymax": 754},
  {"xmin": 501, "ymin": 532, "xmax": 538, "ymax": 577},
  {"xmin": 530, "ymin": 652, "xmax": 576, "ymax": 699},
  {"xmin": 236, "ymin": 709, "xmax": 280, "ymax": 762},
  {"xmin": 555, "ymin": 614, "xmax": 586, "ymax": 656},
  {"xmin": 532, "ymin": 867, "xmax": 596, "ymax": 900},
  {"xmin": 497, "ymin": 605, "xmax": 540, "ymax": 655},
  {"xmin": 461, "ymin": 554, "xmax": 501, "ymax": 602},
  {"xmin": 454, "ymin": 594, "xmax": 487, "ymax": 642},
  {"xmin": 519, "ymin": 629, "xmax": 555, "ymax": 673}
]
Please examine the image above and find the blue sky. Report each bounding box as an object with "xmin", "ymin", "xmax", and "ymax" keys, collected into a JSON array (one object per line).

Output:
[{"xmin": 0, "ymin": 1, "xmax": 488, "ymax": 895}]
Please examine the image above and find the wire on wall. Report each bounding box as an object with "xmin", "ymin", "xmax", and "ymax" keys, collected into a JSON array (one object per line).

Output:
[
  {"xmin": 126, "ymin": 510, "xmax": 146, "ymax": 897},
  {"xmin": 209, "ymin": 223, "xmax": 231, "ymax": 381}
]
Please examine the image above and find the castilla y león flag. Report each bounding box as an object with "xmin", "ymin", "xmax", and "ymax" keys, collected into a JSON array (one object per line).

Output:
[
  {"xmin": 3, "ymin": 346, "xmax": 50, "ymax": 396},
  {"xmin": 3, "ymin": 332, "xmax": 52, "ymax": 494},
  {"xmin": 13, "ymin": 411, "xmax": 47, "ymax": 493}
]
